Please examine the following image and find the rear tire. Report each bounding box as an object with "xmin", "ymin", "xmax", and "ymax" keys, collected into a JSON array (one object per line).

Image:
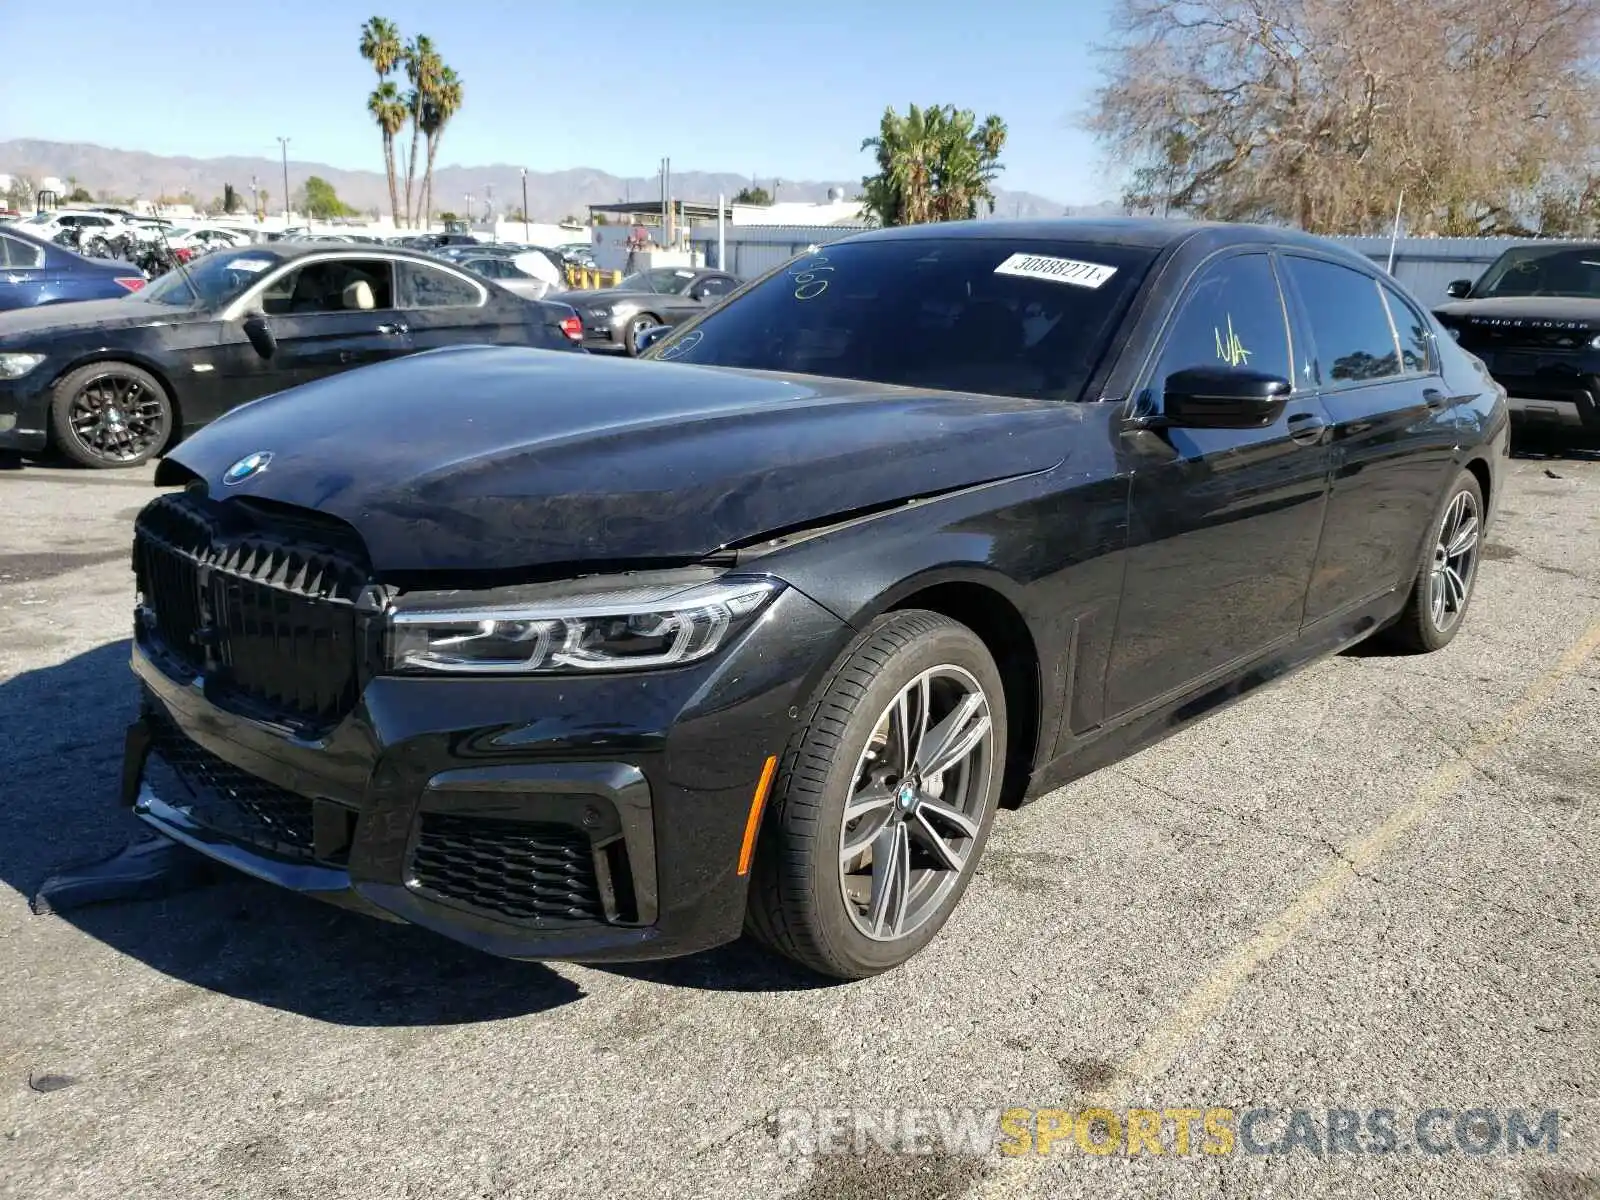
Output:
[
  {"xmin": 745, "ymin": 610, "xmax": 1006, "ymax": 980},
  {"xmin": 624, "ymin": 313, "xmax": 659, "ymax": 357},
  {"xmin": 1379, "ymin": 467, "xmax": 1484, "ymax": 653}
]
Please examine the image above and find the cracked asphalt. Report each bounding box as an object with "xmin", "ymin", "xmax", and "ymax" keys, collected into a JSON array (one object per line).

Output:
[{"xmin": 1, "ymin": 442, "xmax": 1597, "ymax": 1200}]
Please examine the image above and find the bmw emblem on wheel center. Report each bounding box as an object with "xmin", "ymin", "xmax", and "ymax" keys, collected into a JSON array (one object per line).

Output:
[{"xmin": 223, "ymin": 451, "xmax": 273, "ymax": 486}]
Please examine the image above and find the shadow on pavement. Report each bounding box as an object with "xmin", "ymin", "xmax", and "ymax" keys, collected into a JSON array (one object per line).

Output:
[{"xmin": 2, "ymin": 639, "xmax": 585, "ymax": 1026}]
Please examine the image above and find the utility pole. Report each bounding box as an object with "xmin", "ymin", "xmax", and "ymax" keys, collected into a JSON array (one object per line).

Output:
[
  {"xmin": 276, "ymin": 137, "xmax": 290, "ymax": 224},
  {"xmin": 659, "ymin": 157, "xmax": 669, "ymax": 239},
  {"xmin": 520, "ymin": 168, "xmax": 529, "ymax": 241}
]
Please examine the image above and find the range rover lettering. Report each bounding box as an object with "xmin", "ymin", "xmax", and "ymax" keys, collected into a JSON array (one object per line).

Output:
[{"xmin": 120, "ymin": 219, "xmax": 1508, "ymax": 980}]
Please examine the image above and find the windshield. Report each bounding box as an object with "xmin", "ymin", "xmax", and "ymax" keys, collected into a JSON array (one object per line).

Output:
[
  {"xmin": 643, "ymin": 237, "xmax": 1157, "ymax": 402},
  {"xmin": 619, "ymin": 268, "xmax": 697, "ymax": 295},
  {"xmin": 1473, "ymin": 246, "xmax": 1600, "ymax": 299},
  {"xmin": 138, "ymin": 249, "xmax": 287, "ymax": 307}
]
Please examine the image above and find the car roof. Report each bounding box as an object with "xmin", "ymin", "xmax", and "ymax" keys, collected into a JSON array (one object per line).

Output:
[
  {"xmin": 840, "ymin": 216, "xmax": 1374, "ymax": 262},
  {"xmin": 243, "ymin": 239, "xmax": 474, "ymax": 265}
]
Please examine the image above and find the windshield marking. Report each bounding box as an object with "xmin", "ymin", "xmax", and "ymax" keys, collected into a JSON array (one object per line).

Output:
[{"xmin": 788, "ymin": 253, "xmax": 834, "ymax": 301}]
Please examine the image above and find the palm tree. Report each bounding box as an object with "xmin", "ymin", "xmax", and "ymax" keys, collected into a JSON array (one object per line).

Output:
[
  {"xmin": 368, "ymin": 81, "xmax": 407, "ymax": 227},
  {"xmin": 358, "ymin": 17, "xmax": 404, "ymax": 225},
  {"xmin": 419, "ymin": 65, "xmax": 463, "ymax": 232},
  {"xmin": 401, "ymin": 35, "xmax": 441, "ymax": 227},
  {"xmin": 860, "ymin": 104, "xmax": 1008, "ymax": 227}
]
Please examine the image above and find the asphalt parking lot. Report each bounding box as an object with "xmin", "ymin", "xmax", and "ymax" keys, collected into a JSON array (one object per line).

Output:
[{"xmin": 1, "ymin": 443, "xmax": 1597, "ymax": 1200}]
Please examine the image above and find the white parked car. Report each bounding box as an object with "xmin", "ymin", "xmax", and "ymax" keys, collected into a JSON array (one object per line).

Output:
[
  {"xmin": 163, "ymin": 225, "xmax": 254, "ymax": 251},
  {"xmin": 456, "ymin": 249, "xmax": 567, "ymax": 300}
]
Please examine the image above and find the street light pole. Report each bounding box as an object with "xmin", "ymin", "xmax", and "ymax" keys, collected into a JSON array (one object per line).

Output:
[
  {"xmin": 521, "ymin": 168, "xmax": 529, "ymax": 242},
  {"xmin": 277, "ymin": 136, "xmax": 290, "ymax": 225}
]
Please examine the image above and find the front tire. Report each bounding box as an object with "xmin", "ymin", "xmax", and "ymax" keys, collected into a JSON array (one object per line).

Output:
[
  {"xmin": 745, "ymin": 610, "xmax": 1007, "ymax": 980},
  {"xmin": 49, "ymin": 362, "xmax": 173, "ymax": 469},
  {"xmin": 1380, "ymin": 467, "xmax": 1485, "ymax": 653}
]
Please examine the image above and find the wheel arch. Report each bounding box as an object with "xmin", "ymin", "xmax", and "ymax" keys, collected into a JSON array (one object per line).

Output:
[
  {"xmin": 1461, "ymin": 454, "xmax": 1492, "ymax": 519},
  {"xmin": 868, "ymin": 570, "xmax": 1044, "ymax": 812}
]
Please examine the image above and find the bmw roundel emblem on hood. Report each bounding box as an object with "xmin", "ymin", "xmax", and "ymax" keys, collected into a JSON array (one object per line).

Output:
[{"xmin": 223, "ymin": 451, "xmax": 273, "ymax": 486}]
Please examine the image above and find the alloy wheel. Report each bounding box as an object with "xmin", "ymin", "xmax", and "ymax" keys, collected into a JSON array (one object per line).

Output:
[
  {"xmin": 67, "ymin": 372, "xmax": 169, "ymax": 466},
  {"xmin": 838, "ymin": 664, "xmax": 996, "ymax": 942},
  {"xmin": 1429, "ymin": 488, "xmax": 1480, "ymax": 634}
]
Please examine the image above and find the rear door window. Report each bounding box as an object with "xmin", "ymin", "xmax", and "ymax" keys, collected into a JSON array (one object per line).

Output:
[{"xmin": 1281, "ymin": 255, "xmax": 1402, "ymax": 386}]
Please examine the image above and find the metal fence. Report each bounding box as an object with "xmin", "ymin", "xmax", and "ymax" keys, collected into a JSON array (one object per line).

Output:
[
  {"xmin": 690, "ymin": 223, "xmax": 867, "ymax": 277},
  {"xmin": 689, "ymin": 224, "xmax": 1588, "ymax": 308}
]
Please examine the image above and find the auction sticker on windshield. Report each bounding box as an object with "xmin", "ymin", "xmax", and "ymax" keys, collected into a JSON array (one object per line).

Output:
[
  {"xmin": 226, "ymin": 258, "xmax": 273, "ymax": 273},
  {"xmin": 993, "ymin": 253, "xmax": 1118, "ymax": 289}
]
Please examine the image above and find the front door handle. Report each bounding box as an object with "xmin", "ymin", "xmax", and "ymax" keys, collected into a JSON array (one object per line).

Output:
[
  {"xmin": 1423, "ymin": 387, "xmax": 1447, "ymax": 409},
  {"xmin": 1286, "ymin": 412, "xmax": 1327, "ymax": 445},
  {"xmin": 376, "ymin": 322, "xmax": 409, "ymax": 336}
]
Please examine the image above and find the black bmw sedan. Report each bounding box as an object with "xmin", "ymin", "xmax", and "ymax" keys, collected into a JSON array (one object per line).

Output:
[
  {"xmin": 119, "ymin": 218, "xmax": 1508, "ymax": 980},
  {"xmin": 0, "ymin": 242, "xmax": 585, "ymax": 469}
]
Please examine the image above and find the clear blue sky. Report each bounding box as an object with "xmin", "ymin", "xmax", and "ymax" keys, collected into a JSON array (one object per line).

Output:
[{"xmin": 0, "ymin": 0, "xmax": 1122, "ymax": 205}]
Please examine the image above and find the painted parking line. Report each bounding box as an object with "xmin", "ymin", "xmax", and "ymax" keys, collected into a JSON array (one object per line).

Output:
[{"xmin": 976, "ymin": 614, "xmax": 1600, "ymax": 1197}]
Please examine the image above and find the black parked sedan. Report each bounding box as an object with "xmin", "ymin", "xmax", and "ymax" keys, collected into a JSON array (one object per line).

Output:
[
  {"xmin": 574, "ymin": 266, "xmax": 741, "ymax": 354},
  {"xmin": 119, "ymin": 218, "xmax": 1507, "ymax": 980},
  {"xmin": 0, "ymin": 242, "xmax": 584, "ymax": 468}
]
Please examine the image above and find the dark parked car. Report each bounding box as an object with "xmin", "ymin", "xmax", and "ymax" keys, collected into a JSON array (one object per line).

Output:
[
  {"xmin": 1433, "ymin": 242, "xmax": 1600, "ymax": 435},
  {"xmin": 119, "ymin": 218, "xmax": 1506, "ymax": 980},
  {"xmin": 574, "ymin": 266, "xmax": 741, "ymax": 354},
  {"xmin": 0, "ymin": 226, "xmax": 149, "ymax": 311},
  {"xmin": 0, "ymin": 242, "xmax": 584, "ymax": 468}
]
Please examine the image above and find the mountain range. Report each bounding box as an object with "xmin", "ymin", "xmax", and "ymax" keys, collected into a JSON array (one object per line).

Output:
[{"xmin": 0, "ymin": 139, "xmax": 1100, "ymax": 222}]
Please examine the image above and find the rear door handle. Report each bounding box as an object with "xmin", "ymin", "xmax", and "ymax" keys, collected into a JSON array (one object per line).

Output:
[
  {"xmin": 1423, "ymin": 387, "xmax": 1447, "ymax": 409},
  {"xmin": 1286, "ymin": 411, "xmax": 1327, "ymax": 445},
  {"xmin": 376, "ymin": 322, "xmax": 408, "ymax": 336}
]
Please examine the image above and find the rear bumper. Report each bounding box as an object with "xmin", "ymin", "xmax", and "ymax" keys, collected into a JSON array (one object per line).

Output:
[
  {"xmin": 1505, "ymin": 391, "xmax": 1595, "ymax": 430},
  {"xmin": 1488, "ymin": 368, "xmax": 1600, "ymax": 431}
]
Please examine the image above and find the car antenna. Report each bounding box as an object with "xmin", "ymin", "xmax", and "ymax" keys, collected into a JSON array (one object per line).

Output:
[{"xmin": 153, "ymin": 217, "xmax": 198, "ymax": 301}]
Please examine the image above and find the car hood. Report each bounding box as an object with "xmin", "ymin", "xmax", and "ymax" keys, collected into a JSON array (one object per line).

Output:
[
  {"xmin": 163, "ymin": 345, "xmax": 1074, "ymax": 575},
  {"xmin": 1434, "ymin": 295, "xmax": 1600, "ymax": 330},
  {"xmin": 0, "ymin": 297, "xmax": 191, "ymax": 342}
]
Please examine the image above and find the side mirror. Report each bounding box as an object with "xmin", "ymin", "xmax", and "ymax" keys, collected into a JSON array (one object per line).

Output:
[
  {"xmin": 1445, "ymin": 279, "xmax": 1472, "ymax": 299},
  {"xmin": 1163, "ymin": 365, "xmax": 1292, "ymax": 429},
  {"xmin": 635, "ymin": 324, "xmax": 673, "ymax": 353},
  {"xmin": 243, "ymin": 312, "xmax": 277, "ymax": 360}
]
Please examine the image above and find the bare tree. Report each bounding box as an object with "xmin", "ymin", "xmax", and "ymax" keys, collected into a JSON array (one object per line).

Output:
[{"xmin": 1086, "ymin": 0, "xmax": 1600, "ymax": 234}]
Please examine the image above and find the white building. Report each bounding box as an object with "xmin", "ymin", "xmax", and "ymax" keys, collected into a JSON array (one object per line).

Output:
[{"xmin": 728, "ymin": 198, "xmax": 866, "ymax": 226}]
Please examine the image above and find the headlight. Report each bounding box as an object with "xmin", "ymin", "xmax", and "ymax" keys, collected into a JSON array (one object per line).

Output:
[
  {"xmin": 1590, "ymin": 333, "xmax": 1600, "ymax": 350},
  {"xmin": 0, "ymin": 352, "xmax": 45, "ymax": 379},
  {"xmin": 386, "ymin": 576, "xmax": 781, "ymax": 675}
]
